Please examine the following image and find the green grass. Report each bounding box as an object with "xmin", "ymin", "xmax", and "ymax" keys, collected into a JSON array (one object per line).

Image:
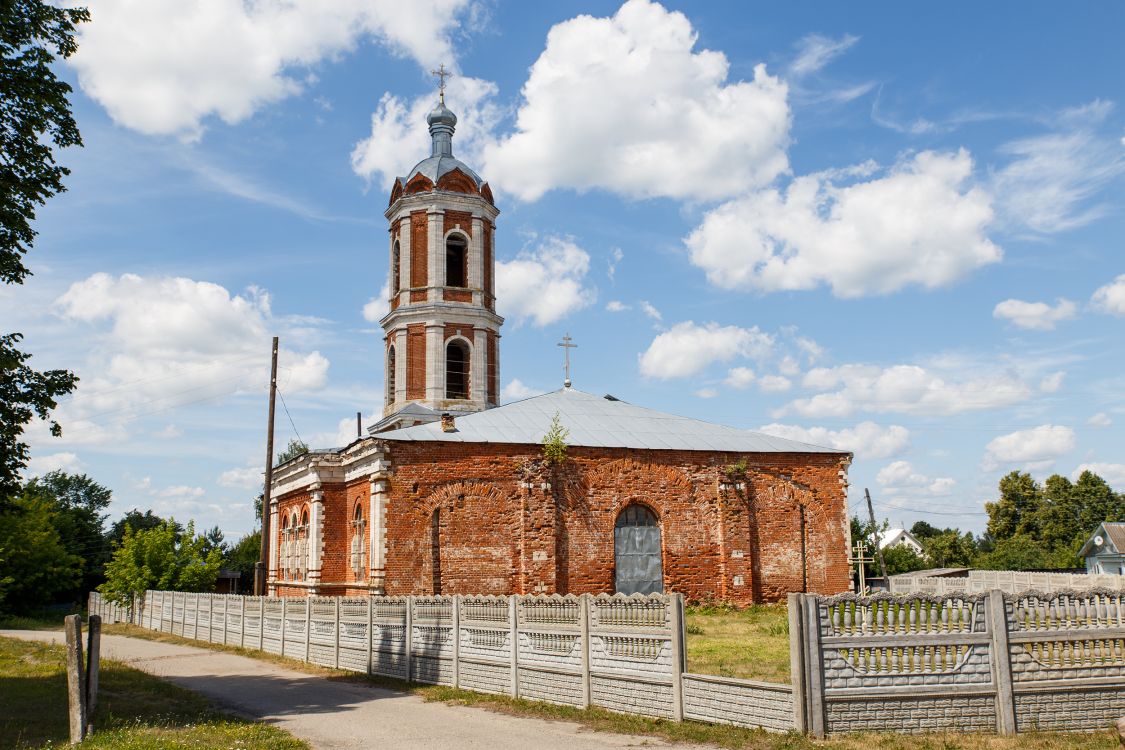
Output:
[
  {"xmin": 0, "ymin": 635, "xmax": 306, "ymax": 750},
  {"xmin": 0, "ymin": 607, "xmax": 78, "ymax": 631},
  {"xmin": 102, "ymin": 623, "xmax": 1119, "ymax": 750},
  {"xmin": 685, "ymin": 602, "xmax": 792, "ymax": 683}
]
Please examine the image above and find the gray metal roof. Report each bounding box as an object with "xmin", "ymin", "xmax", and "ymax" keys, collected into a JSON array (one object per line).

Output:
[
  {"xmin": 400, "ymin": 101, "xmax": 485, "ymax": 190},
  {"xmin": 376, "ymin": 388, "xmax": 847, "ymax": 454},
  {"xmin": 404, "ymin": 154, "xmax": 484, "ymax": 189},
  {"xmin": 1079, "ymin": 522, "xmax": 1125, "ymax": 557}
]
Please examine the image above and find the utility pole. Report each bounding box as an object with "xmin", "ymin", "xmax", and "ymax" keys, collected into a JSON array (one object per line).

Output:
[
  {"xmin": 356, "ymin": 411, "xmax": 362, "ymax": 439},
  {"xmin": 866, "ymin": 488, "xmax": 889, "ymax": 584},
  {"xmin": 255, "ymin": 336, "xmax": 279, "ymax": 596}
]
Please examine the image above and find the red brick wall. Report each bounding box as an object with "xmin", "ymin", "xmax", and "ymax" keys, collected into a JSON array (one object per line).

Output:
[
  {"xmin": 443, "ymin": 210, "xmax": 472, "ymax": 238},
  {"xmin": 409, "ymin": 211, "xmax": 427, "ymax": 291},
  {"xmin": 406, "ymin": 324, "xmax": 425, "ymax": 400}
]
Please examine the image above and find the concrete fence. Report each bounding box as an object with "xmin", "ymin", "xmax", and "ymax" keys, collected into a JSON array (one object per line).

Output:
[
  {"xmin": 789, "ymin": 589, "xmax": 1125, "ymax": 736},
  {"xmin": 890, "ymin": 570, "xmax": 1125, "ymax": 595},
  {"xmin": 89, "ymin": 590, "xmax": 795, "ymax": 732}
]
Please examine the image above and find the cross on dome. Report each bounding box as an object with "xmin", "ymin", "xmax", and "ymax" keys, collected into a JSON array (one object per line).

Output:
[{"xmin": 431, "ymin": 63, "xmax": 452, "ymax": 104}]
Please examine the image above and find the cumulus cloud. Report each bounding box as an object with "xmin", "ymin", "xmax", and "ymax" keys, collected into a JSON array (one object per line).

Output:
[
  {"xmin": 993, "ymin": 298, "xmax": 1077, "ymax": 330},
  {"xmin": 351, "ymin": 75, "xmax": 500, "ymax": 186},
  {"xmin": 759, "ymin": 375, "xmax": 792, "ymax": 393},
  {"xmin": 362, "ymin": 278, "xmax": 392, "ymax": 323},
  {"xmin": 1091, "ymin": 274, "xmax": 1125, "ymax": 316},
  {"xmin": 480, "ymin": 0, "xmax": 790, "ymax": 201},
  {"xmin": 1088, "ymin": 412, "xmax": 1113, "ymax": 428},
  {"xmin": 217, "ymin": 466, "xmax": 264, "ymax": 490},
  {"xmin": 876, "ymin": 460, "xmax": 955, "ymax": 496},
  {"xmin": 501, "ymin": 379, "xmax": 540, "ymax": 401},
  {"xmin": 686, "ymin": 150, "xmax": 999, "ymax": 297},
  {"xmin": 724, "ymin": 367, "xmax": 755, "ymax": 389},
  {"xmin": 47, "ymin": 273, "xmax": 328, "ymax": 445},
  {"xmin": 638, "ymin": 322, "xmax": 774, "ymax": 379},
  {"xmin": 982, "ymin": 425, "xmax": 1076, "ymax": 471},
  {"xmin": 26, "ymin": 452, "xmax": 83, "ymax": 476},
  {"xmin": 1073, "ymin": 462, "xmax": 1125, "ymax": 488},
  {"xmin": 71, "ymin": 0, "xmax": 476, "ymax": 140},
  {"xmin": 605, "ymin": 300, "xmax": 630, "ymax": 312},
  {"xmin": 758, "ymin": 422, "xmax": 910, "ymax": 460},
  {"xmin": 783, "ymin": 363, "xmax": 1033, "ymax": 418},
  {"xmin": 496, "ymin": 237, "xmax": 595, "ymax": 326}
]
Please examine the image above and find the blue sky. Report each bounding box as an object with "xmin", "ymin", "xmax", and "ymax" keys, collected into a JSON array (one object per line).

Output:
[{"xmin": 6, "ymin": 0, "xmax": 1125, "ymax": 541}]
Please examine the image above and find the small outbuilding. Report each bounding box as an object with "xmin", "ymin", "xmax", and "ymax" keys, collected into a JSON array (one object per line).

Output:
[{"xmin": 1078, "ymin": 522, "xmax": 1125, "ymax": 575}]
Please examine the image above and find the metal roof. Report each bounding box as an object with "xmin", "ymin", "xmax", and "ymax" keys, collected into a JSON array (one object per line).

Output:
[
  {"xmin": 376, "ymin": 388, "xmax": 847, "ymax": 454},
  {"xmin": 1079, "ymin": 522, "xmax": 1125, "ymax": 557}
]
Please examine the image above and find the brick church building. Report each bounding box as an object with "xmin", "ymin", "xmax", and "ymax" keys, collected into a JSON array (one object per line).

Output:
[{"xmin": 266, "ymin": 91, "xmax": 853, "ymax": 604}]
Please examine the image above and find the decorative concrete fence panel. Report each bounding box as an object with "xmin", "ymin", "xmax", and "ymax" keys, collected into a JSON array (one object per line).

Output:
[
  {"xmin": 790, "ymin": 589, "xmax": 1125, "ymax": 737},
  {"xmin": 890, "ymin": 570, "xmax": 1125, "ymax": 595}
]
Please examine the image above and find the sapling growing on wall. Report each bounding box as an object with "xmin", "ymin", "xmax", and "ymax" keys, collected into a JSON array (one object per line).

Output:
[{"xmin": 541, "ymin": 412, "xmax": 570, "ymax": 465}]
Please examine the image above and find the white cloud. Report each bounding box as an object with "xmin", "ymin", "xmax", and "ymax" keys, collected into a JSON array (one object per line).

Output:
[
  {"xmin": 876, "ymin": 460, "xmax": 955, "ymax": 496},
  {"xmin": 157, "ymin": 485, "xmax": 206, "ymax": 500},
  {"xmin": 496, "ymin": 237, "xmax": 595, "ymax": 326},
  {"xmin": 639, "ymin": 321, "xmax": 774, "ymax": 379},
  {"xmin": 993, "ymin": 298, "xmax": 1077, "ymax": 330},
  {"xmin": 502, "ymin": 379, "xmax": 540, "ymax": 401},
  {"xmin": 1039, "ymin": 371, "xmax": 1065, "ymax": 393},
  {"xmin": 982, "ymin": 425, "xmax": 1076, "ymax": 471},
  {"xmin": 686, "ymin": 149, "xmax": 999, "ymax": 297},
  {"xmin": 71, "ymin": 0, "xmax": 476, "ymax": 140},
  {"xmin": 694, "ymin": 388, "xmax": 719, "ymax": 399},
  {"xmin": 153, "ymin": 424, "xmax": 183, "ymax": 439},
  {"xmin": 1088, "ymin": 412, "xmax": 1113, "ymax": 428},
  {"xmin": 795, "ymin": 336, "xmax": 824, "ymax": 362},
  {"xmin": 26, "ymin": 452, "xmax": 83, "ymax": 476},
  {"xmin": 47, "ymin": 273, "xmax": 328, "ymax": 445},
  {"xmin": 724, "ymin": 367, "xmax": 755, "ymax": 389},
  {"xmin": 217, "ymin": 466, "xmax": 264, "ymax": 490},
  {"xmin": 639, "ymin": 301, "xmax": 662, "ymax": 322},
  {"xmin": 784, "ymin": 363, "xmax": 1033, "ymax": 418},
  {"xmin": 363, "ymin": 278, "xmax": 392, "ymax": 323},
  {"xmin": 758, "ymin": 422, "xmax": 910, "ymax": 460},
  {"xmin": 351, "ymin": 75, "xmax": 500, "ymax": 187},
  {"xmin": 992, "ymin": 104, "xmax": 1125, "ymax": 234},
  {"xmin": 759, "ymin": 375, "xmax": 792, "ymax": 393},
  {"xmin": 605, "ymin": 300, "xmax": 630, "ymax": 312},
  {"xmin": 607, "ymin": 248, "xmax": 624, "ymax": 281},
  {"xmin": 480, "ymin": 0, "xmax": 790, "ymax": 201},
  {"xmin": 788, "ymin": 33, "xmax": 859, "ymax": 78},
  {"xmin": 778, "ymin": 355, "xmax": 801, "ymax": 377},
  {"xmin": 1073, "ymin": 462, "xmax": 1125, "ymax": 488},
  {"xmin": 1091, "ymin": 274, "xmax": 1125, "ymax": 316}
]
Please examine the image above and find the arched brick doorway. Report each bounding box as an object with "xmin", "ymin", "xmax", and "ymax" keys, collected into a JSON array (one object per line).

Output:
[{"xmin": 614, "ymin": 504, "xmax": 663, "ymax": 595}]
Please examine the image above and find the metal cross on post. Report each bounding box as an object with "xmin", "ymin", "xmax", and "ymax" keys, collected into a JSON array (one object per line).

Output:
[
  {"xmin": 431, "ymin": 63, "xmax": 452, "ymax": 104},
  {"xmin": 558, "ymin": 333, "xmax": 577, "ymax": 388},
  {"xmin": 850, "ymin": 540, "xmax": 874, "ymax": 595}
]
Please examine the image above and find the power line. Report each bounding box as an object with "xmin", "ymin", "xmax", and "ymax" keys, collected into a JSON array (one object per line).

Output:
[{"xmin": 275, "ymin": 386, "xmax": 305, "ymax": 447}]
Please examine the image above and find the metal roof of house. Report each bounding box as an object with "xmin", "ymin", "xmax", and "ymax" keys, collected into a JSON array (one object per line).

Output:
[
  {"xmin": 375, "ymin": 388, "xmax": 847, "ymax": 454},
  {"xmin": 1079, "ymin": 522, "xmax": 1125, "ymax": 557}
]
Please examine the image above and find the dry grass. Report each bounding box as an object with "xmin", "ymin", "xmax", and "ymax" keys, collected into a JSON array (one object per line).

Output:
[{"xmin": 102, "ymin": 622, "xmax": 1120, "ymax": 750}]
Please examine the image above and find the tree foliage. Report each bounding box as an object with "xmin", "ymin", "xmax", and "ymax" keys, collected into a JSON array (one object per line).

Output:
[
  {"xmin": 23, "ymin": 470, "xmax": 111, "ymax": 596},
  {"xmin": 107, "ymin": 509, "xmax": 181, "ymax": 551},
  {"xmin": 225, "ymin": 530, "xmax": 261, "ymax": 593},
  {"xmin": 100, "ymin": 520, "xmax": 223, "ymax": 605},
  {"xmin": 276, "ymin": 438, "xmax": 309, "ymax": 466},
  {"xmin": 541, "ymin": 412, "xmax": 569, "ymax": 465},
  {"xmin": 0, "ymin": 494, "xmax": 81, "ymax": 612}
]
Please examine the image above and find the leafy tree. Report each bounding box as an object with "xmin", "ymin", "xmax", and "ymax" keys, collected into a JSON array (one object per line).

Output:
[
  {"xmin": 909, "ymin": 520, "xmax": 944, "ymax": 540},
  {"xmin": 1, "ymin": 1, "xmax": 89, "ymax": 498},
  {"xmin": 100, "ymin": 520, "xmax": 223, "ymax": 605},
  {"xmin": 225, "ymin": 530, "xmax": 261, "ymax": 593},
  {"xmin": 276, "ymin": 438, "xmax": 309, "ymax": 466},
  {"xmin": 23, "ymin": 471, "xmax": 111, "ymax": 595},
  {"xmin": 0, "ymin": 494, "xmax": 81, "ymax": 611},
  {"xmin": 973, "ymin": 535, "xmax": 1055, "ymax": 571},
  {"xmin": 985, "ymin": 471, "xmax": 1043, "ymax": 540},
  {"xmin": 200, "ymin": 525, "xmax": 226, "ymax": 556},
  {"xmin": 106, "ymin": 509, "xmax": 181, "ymax": 550},
  {"xmin": 922, "ymin": 530, "xmax": 978, "ymax": 568},
  {"xmin": 882, "ymin": 543, "xmax": 928, "ymax": 575},
  {"xmin": 541, "ymin": 412, "xmax": 569, "ymax": 465}
]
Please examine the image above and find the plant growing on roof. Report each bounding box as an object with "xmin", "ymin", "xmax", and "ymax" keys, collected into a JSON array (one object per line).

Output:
[{"xmin": 541, "ymin": 412, "xmax": 569, "ymax": 465}]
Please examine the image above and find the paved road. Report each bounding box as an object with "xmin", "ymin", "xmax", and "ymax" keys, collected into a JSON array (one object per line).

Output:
[{"xmin": 2, "ymin": 629, "xmax": 694, "ymax": 750}]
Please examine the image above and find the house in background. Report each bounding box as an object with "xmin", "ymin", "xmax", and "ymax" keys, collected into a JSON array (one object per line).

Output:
[
  {"xmin": 879, "ymin": 527, "xmax": 924, "ymax": 555},
  {"xmin": 1078, "ymin": 522, "xmax": 1125, "ymax": 574}
]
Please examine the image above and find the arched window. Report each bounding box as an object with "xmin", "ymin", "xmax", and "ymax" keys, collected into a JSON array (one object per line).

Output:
[
  {"xmin": 445, "ymin": 233, "xmax": 467, "ymax": 288},
  {"xmin": 351, "ymin": 503, "xmax": 366, "ymax": 581},
  {"xmin": 281, "ymin": 515, "xmax": 292, "ymax": 579},
  {"xmin": 446, "ymin": 339, "xmax": 469, "ymax": 400},
  {"xmin": 391, "ymin": 240, "xmax": 401, "ymax": 294},
  {"xmin": 387, "ymin": 345, "xmax": 396, "ymax": 404},
  {"xmin": 614, "ymin": 504, "xmax": 663, "ymax": 595},
  {"xmin": 431, "ymin": 508, "xmax": 442, "ymax": 594},
  {"xmin": 298, "ymin": 509, "xmax": 310, "ymax": 579}
]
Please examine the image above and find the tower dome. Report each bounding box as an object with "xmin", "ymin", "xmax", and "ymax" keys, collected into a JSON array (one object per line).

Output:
[{"xmin": 390, "ymin": 98, "xmax": 492, "ymax": 206}]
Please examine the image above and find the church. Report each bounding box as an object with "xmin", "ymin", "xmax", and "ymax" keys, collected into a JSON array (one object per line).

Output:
[{"xmin": 266, "ymin": 87, "xmax": 853, "ymax": 604}]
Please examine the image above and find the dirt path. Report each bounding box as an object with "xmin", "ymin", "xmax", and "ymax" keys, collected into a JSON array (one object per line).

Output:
[{"xmin": 2, "ymin": 629, "xmax": 693, "ymax": 750}]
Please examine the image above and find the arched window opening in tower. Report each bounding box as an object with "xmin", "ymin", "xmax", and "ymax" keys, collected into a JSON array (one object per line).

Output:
[
  {"xmin": 446, "ymin": 233, "xmax": 467, "ymax": 288},
  {"xmin": 391, "ymin": 240, "xmax": 401, "ymax": 294},
  {"xmin": 387, "ymin": 345, "xmax": 396, "ymax": 404},
  {"xmin": 351, "ymin": 503, "xmax": 366, "ymax": 581},
  {"xmin": 446, "ymin": 339, "xmax": 470, "ymax": 400}
]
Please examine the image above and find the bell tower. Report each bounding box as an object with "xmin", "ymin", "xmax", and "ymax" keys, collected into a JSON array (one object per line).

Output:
[{"xmin": 375, "ymin": 86, "xmax": 502, "ymax": 430}]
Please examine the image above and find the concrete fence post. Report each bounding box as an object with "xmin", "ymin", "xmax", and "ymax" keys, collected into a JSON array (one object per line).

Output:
[
  {"xmin": 334, "ymin": 597, "xmax": 341, "ymax": 669},
  {"xmin": 192, "ymin": 593, "xmax": 199, "ymax": 640},
  {"xmin": 452, "ymin": 594, "xmax": 461, "ymax": 689},
  {"xmin": 669, "ymin": 593, "xmax": 685, "ymax": 721},
  {"xmin": 405, "ymin": 595, "xmax": 414, "ymax": 682},
  {"xmin": 281, "ymin": 597, "xmax": 288, "ymax": 655},
  {"xmin": 64, "ymin": 614, "xmax": 86, "ymax": 745},
  {"xmin": 509, "ymin": 595, "xmax": 519, "ymax": 698},
  {"xmin": 304, "ymin": 595, "xmax": 312, "ymax": 663},
  {"xmin": 258, "ymin": 597, "xmax": 265, "ymax": 652},
  {"xmin": 239, "ymin": 597, "xmax": 246, "ymax": 649},
  {"xmin": 801, "ymin": 594, "xmax": 827, "ymax": 739},
  {"xmin": 207, "ymin": 595, "xmax": 214, "ymax": 643},
  {"xmin": 366, "ymin": 595, "xmax": 374, "ymax": 675},
  {"xmin": 579, "ymin": 594, "xmax": 591, "ymax": 709},
  {"xmin": 787, "ymin": 593, "xmax": 808, "ymax": 735},
  {"xmin": 986, "ymin": 589, "xmax": 1017, "ymax": 735}
]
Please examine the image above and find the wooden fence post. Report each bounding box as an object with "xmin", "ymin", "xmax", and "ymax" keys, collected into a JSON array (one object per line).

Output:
[
  {"xmin": 405, "ymin": 595, "xmax": 414, "ymax": 682},
  {"xmin": 85, "ymin": 615, "xmax": 101, "ymax": 735},
  {"xmin": 579, "ymin": 594, "xmax": 591, "ymax": 709},
  {"xmin": 787, "ymin": 593, "xmax": 808, "ymax": 735},
  {"xmin": 451, "ymin": 594, "xmax": 461, "ymax": 689},
  {"xmin": 987, "ymin": 589, "xmax": 1017, "ymax": 734},
  {"xmin": 669, "ymin": 593, "xmax": 685, "ymax": 721},
  {"xmin": 64, "ymin": 614, "xmax": 86, "ymax": 745},
  {"xmin": 509, "ymin": 595, "xmax": 519, "ymax": 698},
  {"xmin": 801, "ymin": 594, "xmax": 826, "ymax": 739}
]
